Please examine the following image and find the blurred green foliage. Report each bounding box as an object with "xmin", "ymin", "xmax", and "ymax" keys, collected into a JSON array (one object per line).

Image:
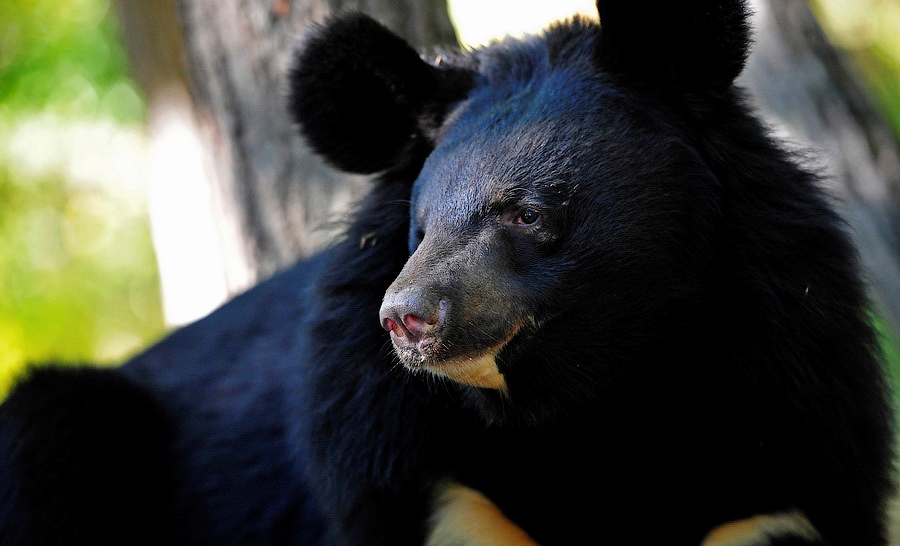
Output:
[
  {"xmin": 811, "ymin": 0, "xmax": 900, "ymax": 135},
  {"xmin": 0, "ymin": 0, "xmax": 143, "ymax": 122},
  {"xmin": 0, "ymin": 0, "xmax": 164, "ymax": 393}
]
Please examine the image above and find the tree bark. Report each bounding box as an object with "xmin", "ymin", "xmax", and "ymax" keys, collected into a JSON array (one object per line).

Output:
[
  {"xmin": 741, "ymin": 0, "xmax": 900, "ymax": 336},
  {"xmin": 114, "ymin": 0, "xmax": 458, "ymax": 325}
]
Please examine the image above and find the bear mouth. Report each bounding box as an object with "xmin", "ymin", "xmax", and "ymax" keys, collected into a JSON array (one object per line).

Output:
[{"xmin": 391, "ymin": 323, "xmax": 524, "ymax": 392}]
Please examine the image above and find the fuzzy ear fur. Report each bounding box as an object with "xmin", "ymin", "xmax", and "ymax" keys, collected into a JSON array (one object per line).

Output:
[
  {"xmin": 288, "ymin": 13, "xmax": 474, "ymax": 174},
  {"xmin": 594, "ymin": 0, "xmax": 751, "ymax": 93}
]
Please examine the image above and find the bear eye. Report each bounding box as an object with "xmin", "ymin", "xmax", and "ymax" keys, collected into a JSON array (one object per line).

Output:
[{"xmin": 514, "ymin": 209, "xmax": 541, "ymax": 226}]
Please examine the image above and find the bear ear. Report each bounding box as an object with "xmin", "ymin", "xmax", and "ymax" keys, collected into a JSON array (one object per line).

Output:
[
  {"xmin": 594, "ymin": 0, "xmax": 751, "ymax": 94},
  {"xmin": 288, "ymin": 13, "xmax": 474, "ymax": 174}
]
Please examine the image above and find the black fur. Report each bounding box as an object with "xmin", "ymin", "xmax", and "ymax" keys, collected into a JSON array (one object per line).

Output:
[
  {"xmin": 288, "ymin": 13, "xmax": 474, "ymax": 174},
  {"xmin": 595, "ymin": 0, "xmax": 750, "ymax": 93},
  {"xmin": 0, "ymin": 366, "xmax": 177, "ymax": 545},
  {"xmin": 0, "ymin": 1, "xmax": 893, "ymax": 545}
]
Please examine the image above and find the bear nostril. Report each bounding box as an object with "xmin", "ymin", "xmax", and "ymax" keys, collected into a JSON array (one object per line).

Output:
[
  {"xmin": 382, "ymin": 317, "xmax": 404, "ymax": 338},
  {"xmin": 402, "ymin": 313, "xmax": 428, "ymax": 339}
]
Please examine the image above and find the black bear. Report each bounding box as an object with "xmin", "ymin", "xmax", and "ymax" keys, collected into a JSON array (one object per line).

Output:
[{"xmin": 0, "ymin": 0, "xmax": 895, "ymax": 545}]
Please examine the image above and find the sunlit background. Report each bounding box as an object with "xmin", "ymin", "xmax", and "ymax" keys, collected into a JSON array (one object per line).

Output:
[
  {"xmin": 0, "ymin": 0, "xmax": 898, "ymax": 399},
  {"xmin": 0, "ymin": 0, "xmax": 159, "ymax": 394}
]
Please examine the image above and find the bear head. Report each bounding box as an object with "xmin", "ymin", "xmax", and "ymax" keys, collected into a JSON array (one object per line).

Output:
[{"xmin": 289, "ymin": 1, "xmax": 754, "ymax": 420}]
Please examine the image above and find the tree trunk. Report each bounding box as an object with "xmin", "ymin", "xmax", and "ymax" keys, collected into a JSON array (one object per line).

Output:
[
  {"xmin": 113, "ymin": 0, "xmax": 458, "ymax": 325},
  {"xmin": 741, "ymin": 0, "xmax": 900, "ymax": 336}
]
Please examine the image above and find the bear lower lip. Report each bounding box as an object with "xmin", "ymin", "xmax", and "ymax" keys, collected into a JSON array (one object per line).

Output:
[{"xmin": 391, "ymin": 336, "xmax": 439, "ymax": 366}]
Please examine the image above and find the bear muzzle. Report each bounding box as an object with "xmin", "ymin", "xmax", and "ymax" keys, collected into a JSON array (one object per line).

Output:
[{"xmin": 379, "ymin": 286, "xmax": 509, "ymax": 391}]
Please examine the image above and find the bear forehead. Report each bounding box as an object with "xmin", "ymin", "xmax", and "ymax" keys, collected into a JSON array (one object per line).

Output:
[
  {"xmin": 411, "ymin": 117, "xmax": 581, "ymax": 225},
  {"xmin": 407, "ymin": 22, "xmax": 609, "ymax": 210},
  {"xmin": 411, "ymin": 74, "xmax": 660, "ymax": 222},
  {"xmin": 410, "ymin": 19, "xmax": 697, "ymax": 226}
]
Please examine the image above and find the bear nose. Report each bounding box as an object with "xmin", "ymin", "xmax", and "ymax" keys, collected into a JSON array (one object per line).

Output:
[{"xmin": 379, "ymin": 289, "xmax": 446, "ymax": 345}]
